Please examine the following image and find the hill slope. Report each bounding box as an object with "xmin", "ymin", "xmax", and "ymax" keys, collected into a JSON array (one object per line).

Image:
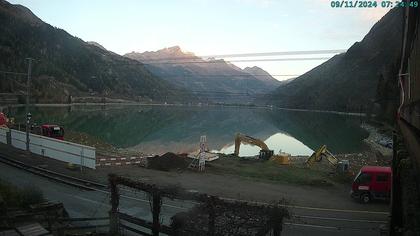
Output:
[
  {"xmin": 125, "ymin": 46, "xmax": 282, "ymax": 103},
  {"xmin": 262, "ymin": 8, "xmax": 403, "ymax": 117},
  {"xmin": 0, "ymin": 0, "xmax": 189, "ymax": 103}
]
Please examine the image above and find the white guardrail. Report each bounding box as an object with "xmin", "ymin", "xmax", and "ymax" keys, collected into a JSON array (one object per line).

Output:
[
  {"xmin": 0, "ymin": 127, "xmax": 7, "ymax": 144},
  {"xmin": 0, "ymin": 127, "xmax": 96, "ymax": 169}
]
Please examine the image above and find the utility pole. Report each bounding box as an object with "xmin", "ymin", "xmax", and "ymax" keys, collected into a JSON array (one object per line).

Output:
[{"xmin": 25, "ymin": 58, "xmax": 33, "ymax": 152}]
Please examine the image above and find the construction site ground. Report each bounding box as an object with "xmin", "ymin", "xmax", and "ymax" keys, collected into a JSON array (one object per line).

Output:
[
  {"xmin": 0, "ymin": 121, "xmax": 393, "ymax": 215},
  {"xmin": 0, "ymin": 140, "xmax": 389, "ymax": 213}
]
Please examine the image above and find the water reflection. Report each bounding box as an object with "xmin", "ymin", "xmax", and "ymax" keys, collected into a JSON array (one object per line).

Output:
[
  {"xmin": 8, "ymin": 105, "xmax": 369, "ymax": 155},
  {"xmin": 218, "ymin": 133, "xmax": 313, "ymax": 156}
]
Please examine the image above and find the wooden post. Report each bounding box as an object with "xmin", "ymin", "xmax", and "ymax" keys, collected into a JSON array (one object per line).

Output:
[
  {"xmin": 152, "ymin": 190, "xmax": 162, "ymax": 236},
  {"xmin": 109, "ymin": 174, "xmax": 120, "ymax": 236},
  {"xmin": 390, "ymin": 134, "xmax": 405, "ymax": 234},
  {"xmin": 6, "ymin": 129, "xmax": 11, "ymax": 145},
  {"xmin": 269, "ymin": 207, "xmax": 283, "ymax": 236},
  {"xmin": 272, "ymin": 218, "xmax": 282, "ymax": 236},
  {"xmin": 208, "ymin": 196, "xmax": 215, "ymax": 236}
]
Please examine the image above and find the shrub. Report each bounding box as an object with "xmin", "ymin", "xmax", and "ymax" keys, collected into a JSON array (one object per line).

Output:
[{"xmin": 0, "ymin": 179, "xmax": 45, "ymax": 209}]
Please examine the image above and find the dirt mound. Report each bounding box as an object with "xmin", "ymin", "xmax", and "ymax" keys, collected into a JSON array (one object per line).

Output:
[{"xmin": 147, "ymin": 152, "xmax": 190, "ymax": 171}]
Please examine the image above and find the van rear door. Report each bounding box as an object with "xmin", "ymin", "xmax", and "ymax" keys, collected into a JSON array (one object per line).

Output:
[{"xmin": 373, "ymin": 172, "xmax": 391, "ymax": 199}]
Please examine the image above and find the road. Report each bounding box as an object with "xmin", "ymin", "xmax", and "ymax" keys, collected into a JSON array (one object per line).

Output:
[{"xmin": 0, "ymin": 162, "xmax": 388, "ymax": 235}]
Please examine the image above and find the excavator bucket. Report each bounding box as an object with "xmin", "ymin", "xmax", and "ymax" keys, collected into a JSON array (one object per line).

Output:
[
  {"xmin": 306, "ymin": 145, "xmax": 339, "ymax": 167},
  {"xmin": 306, "ymin": 145, "xmax": 327, "ymax": 166}
]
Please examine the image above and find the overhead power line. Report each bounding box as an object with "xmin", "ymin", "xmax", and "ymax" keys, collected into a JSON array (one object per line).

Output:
[
  {"xmin": 0, "ymin": 67, "xmax": 297, "ymax": 98},
  {"xmin": 227, "ymin": 57, "xmax": 331, "ymax": 63},
  {"xmin": 0, "ymin": 70, "xmax": 28, "ymax": 88},
  {"xmin": 0, "ymin": 70, "xmax": 27, "ymax": 76},
  {"xmin": 132, "ymin": 49, "xmax": 347, "ymax": 62},
  {"xmin": 109, "ymin": 56, "xmax": 333, "ymax": 66},
  {"xmin": 151, "ymin": 74, "xmax": 301, "ymax": 78},
  {"xmin": 143, "ymin": 57, "xmax": 331, "ymax": 65},
  {"xmin": 165, "ymin": 88, "xmax": 288, "ymax": 97},
  {"xmin": 200, "ymin": 49, "xmax": 346, "ymax": 58},
  {"xmin": 28, "ymin": 49, "xmax": 342, "ymax": 67}
]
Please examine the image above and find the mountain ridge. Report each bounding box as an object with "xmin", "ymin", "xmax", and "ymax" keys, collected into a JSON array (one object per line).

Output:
[
  {"xmin": 0, "ymin": 0, "xmax": 191, "ymax": 103},
  {"xmin": 86, "ymin": 41, "xmax": 107, "ymax": 51},
  {"xmin": 261, "ymin": 7, "xmax": 402, "ymax": 119},
  {"xmin": 125, "ymin": 46, "xmax": 282, "ymax": 102}
]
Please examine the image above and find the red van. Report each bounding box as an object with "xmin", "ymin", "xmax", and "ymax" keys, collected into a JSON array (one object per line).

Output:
[
  {"xmin": 40, "ymin": 124, "xmax": 65, "ymax": 140},
  {"xmin": 351, "ymin": 166, "xmax": 392, "ymax": 203}
]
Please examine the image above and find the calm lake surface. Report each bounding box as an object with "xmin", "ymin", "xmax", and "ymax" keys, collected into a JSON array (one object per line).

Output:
[{"xmin": 8, "ymin": 105, "xmax": 369, "ymax": 156}]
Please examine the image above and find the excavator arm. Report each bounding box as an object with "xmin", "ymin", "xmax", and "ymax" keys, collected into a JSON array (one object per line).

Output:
[
  {"xmin": 234, "ymin": 133, "xmax": 269, "ymax": 156},
  {"xmin": 306, "ymin": 145, "xmax": 339, "ymax": 167}
]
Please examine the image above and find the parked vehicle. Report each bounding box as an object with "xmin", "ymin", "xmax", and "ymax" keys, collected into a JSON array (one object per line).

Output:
[
  {"xmin": 351, "ymin": 166, "xmax": 392, "ymax": 203},
  {"xmin": 37, "ymin": 124, "xmax": 65, "ymax": 140},
  {"xmin": 0, "ymin": 112, "xmax": 7, "ymax": 127},
  {"xmin": 0, "ymin": 113, "xmax": 64, "ymax": 140}
]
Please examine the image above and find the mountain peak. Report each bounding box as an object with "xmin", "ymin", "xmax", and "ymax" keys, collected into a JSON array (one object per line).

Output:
[
  {"xmin": 0, "ymin": 1, "xmax": 189, "ymax": 102},
  {"xmin": 245, "ymin": 66, "xmax": 260, "ymax": 70},
  {"xmin": 156, "ymin": 46, "xmax": 195, "ymax": 58},
  {"xmin": 124, "ymin": 46, "xmax": 197, "ymax": 61},
  {"xmin": 87, "ymin": 41, "xmax": 107, "ymax": 51},
  {"xmin": 244, "ymin": 66, "xmax": 265, "ymax": 72},
  {"xmin": 163, "ymin": 46, "xmax": 182, "ymax": 53},
  {"xmin": 124, "ymin": 47, "xmax": 282, "ymax": 102},
  {"xmin": 243, "ymin": 66, "xmax": 280, "ymax": 85},
  {"xmin": 0, "ymin": 0, "xmax": 43, "ymax": 26}
]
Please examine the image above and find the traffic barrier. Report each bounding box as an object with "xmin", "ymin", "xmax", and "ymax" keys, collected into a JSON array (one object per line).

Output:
[
  {"xmin": 0, "ymin": 127, "xmax": 6, "ymax": 144},
  {"xmin": 0, "ymin": 127, "xmax": 96, "ymax": 169},
  {"xmin": 96, "ymin": 156, "xmax": 149, "ymax": 167}
]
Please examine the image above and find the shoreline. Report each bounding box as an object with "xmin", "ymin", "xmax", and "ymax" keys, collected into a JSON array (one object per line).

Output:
[
  {"xmin": 1, "ymin": 102, "xmax": 369, "ymax": 116},
  {"xmin": 360, "ymin": 122, "xmax": 393, "ymax": 157}
]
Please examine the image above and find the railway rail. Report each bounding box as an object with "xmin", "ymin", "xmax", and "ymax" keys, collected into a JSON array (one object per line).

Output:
[
  {"xmin": 0, "ymin": 154, "xmax": 106, "ymax": 191},
  {"xmin": 0, "ymin": 151, "xmax": 389, "ymax": 235}
]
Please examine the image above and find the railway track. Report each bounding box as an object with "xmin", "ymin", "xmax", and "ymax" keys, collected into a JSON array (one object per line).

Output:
[
  {"xmin": 0, "ymin": 153, "xmax": 388, "ymax": 234},
  {"xmin": 0, "ymin": 153, "xmax": 389, "ymax": 214},
  {"xmin": 0, "ymin": 154, "xmax": 106, "ymax": 191}
]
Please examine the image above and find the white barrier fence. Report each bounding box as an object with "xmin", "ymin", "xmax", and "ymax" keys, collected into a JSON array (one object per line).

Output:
[
  {"xmin": 0, "ymin": 127, "xmax": 7, "ymax": 144},
  {"xmin": 0, "ymin": 127, "xmax": 96, "ymax": 169}
]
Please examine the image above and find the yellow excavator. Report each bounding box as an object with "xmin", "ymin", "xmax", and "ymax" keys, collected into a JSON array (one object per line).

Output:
[
  {"xmin": 234, "ymin": 133, "xmax": 289, "ymax": 164},
  {"xmin": 306, "ymin": 145, "xmax": 338, "ymax": 166},
  {"xmin": 306, "ymin": 145, "xmax": 349, "ymax": 172}
]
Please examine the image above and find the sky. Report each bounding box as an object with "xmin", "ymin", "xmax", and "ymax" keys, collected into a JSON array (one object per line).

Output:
[{"xmin": 9, "ymin": 0, "xmax": 390, "ymax": 80}]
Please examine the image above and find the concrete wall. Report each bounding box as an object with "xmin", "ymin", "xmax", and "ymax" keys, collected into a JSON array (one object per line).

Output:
[{"xmin": 0, "ymin": 127, "xmax": 96, "ymax": 169}]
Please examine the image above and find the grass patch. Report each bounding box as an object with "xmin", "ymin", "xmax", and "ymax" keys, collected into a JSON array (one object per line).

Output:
[
  {"xmin": 0, "ymin": 179, "xmax": 44, "ymax": 210},
  {"xmin": 65, "ymin": 130, "xmax": 117, "ymax": 152},
  {"xmin": 207, "ymin": 156, "xmax": 334, "ymax": 187},
  {"xmin": 65, "ymin": 130, "xmax": 142, "ymax": 157}
]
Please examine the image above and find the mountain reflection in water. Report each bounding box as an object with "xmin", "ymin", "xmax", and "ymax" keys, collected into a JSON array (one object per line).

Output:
[{"xmin": 9, "ymin": 105, "xmax": 369, "ymax": 155}]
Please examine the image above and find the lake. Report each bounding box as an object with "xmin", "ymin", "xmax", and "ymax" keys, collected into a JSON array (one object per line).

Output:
[{"xmin": 6, "ymin": 105, "xmax": 369, "ymax": 156}]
